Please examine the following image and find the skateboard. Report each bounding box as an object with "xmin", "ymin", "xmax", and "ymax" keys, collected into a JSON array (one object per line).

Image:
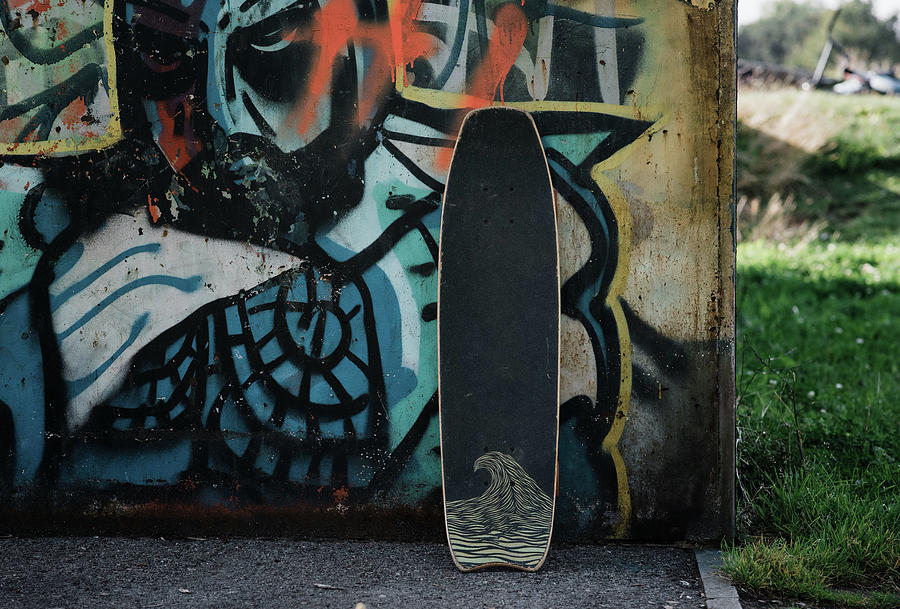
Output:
[{"xmin": 437, "ymin": 107, "xmax": 560, "ymax": 572}]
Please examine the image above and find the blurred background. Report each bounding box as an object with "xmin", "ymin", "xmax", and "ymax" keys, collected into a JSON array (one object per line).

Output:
[{"xmin": 726, "ymin": 2, "xmax": 899, "ymax": 608}]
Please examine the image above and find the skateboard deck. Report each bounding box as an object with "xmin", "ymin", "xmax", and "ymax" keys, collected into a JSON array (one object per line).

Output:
[{"xmin": 438, "ymin": 107, "xmax": 560, "ymax": 572}]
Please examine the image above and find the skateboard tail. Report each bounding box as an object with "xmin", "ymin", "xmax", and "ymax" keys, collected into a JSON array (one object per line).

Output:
[{"xmin": 445, "ymin": 452, "xmax": 555, "ymax": 571}]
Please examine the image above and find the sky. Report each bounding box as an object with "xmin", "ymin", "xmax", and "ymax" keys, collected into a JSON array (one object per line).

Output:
[{"xmin": 738, "ymin": 0, "xmax": 900, "ymax": 25}]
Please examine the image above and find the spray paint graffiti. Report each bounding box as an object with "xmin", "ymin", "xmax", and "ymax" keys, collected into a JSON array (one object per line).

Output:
[
  {"xmin": 0, "ymin": 0, "xmax": 120, "ymax": 153},
  {"xmin": 0, "ymin": 0, "xmax": 734, "ymax": 538}
]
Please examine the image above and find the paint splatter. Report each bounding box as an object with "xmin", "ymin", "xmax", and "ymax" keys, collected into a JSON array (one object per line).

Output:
[{"xmin": 147, "ymin": 195, "xmax": 161, "ymax": 223}]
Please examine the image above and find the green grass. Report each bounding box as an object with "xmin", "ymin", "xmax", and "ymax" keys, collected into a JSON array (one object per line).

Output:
[
  {"xmin": 736, "ymin": 90, "xmax": 900, "ymax": 242},
  {"xmin": 719, "ymin": 87, "xmax": 900, "ymax": 606},
  {"xmin": 726, "ymin": 238, "xmax": 900, "ymax": 604}
]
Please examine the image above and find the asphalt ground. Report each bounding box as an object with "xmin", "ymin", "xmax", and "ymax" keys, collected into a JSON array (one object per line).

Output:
[{"xmin": 0, "ymin": 537, "xmax": 714, "ymax": 608}]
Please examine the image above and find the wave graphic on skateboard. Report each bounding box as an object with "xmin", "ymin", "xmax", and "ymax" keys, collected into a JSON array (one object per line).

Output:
[{"xmin": 445, "ymin": 452, "xmax": 553, "ymax": 569}]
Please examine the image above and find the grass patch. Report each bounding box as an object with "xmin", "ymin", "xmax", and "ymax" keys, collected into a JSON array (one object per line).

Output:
[
  {"xmin": 736, "ymin": 89, "xmax": 900, "ymax": 242},
  {"xmin": 724, "ymin": 538, "xmax": 899, "ymax": 608},
  {"xmin": 727, "ymin": 240, "xmax": 900, "ymax": 606}
]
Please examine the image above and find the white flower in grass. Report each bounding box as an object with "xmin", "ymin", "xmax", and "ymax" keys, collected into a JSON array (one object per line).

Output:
[
  {"xmin": 860, "ymin": 263, "xmax": 880, "ymax": 282},
  {"xmin": 835, "ymin": 383, "xmax": 843, "ymax": 389},
  {"xmin": 856, "ymin": 337, "xmax": 864, "ymax": 344}
]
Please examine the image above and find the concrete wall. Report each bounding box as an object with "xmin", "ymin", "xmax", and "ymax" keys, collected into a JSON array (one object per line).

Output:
[{"xmin": 0, "ymin": 0, "xmax": 735, "ymax": 540}]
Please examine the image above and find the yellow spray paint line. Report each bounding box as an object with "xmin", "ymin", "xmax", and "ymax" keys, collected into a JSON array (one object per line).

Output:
[
  {"xmin": 591, "ymin": 169, "xmax": 634, "ymax": 539},
  {"xmin": 592, "ymin": 114, "xmax": 664, "ymax": 538},
  {"xmin": 103, "ymin": 0, "xmax": 123, "ymax": 148},
  {"xmin": 398, "ymin": 81, "xmax": 662, "ymax": 121},
  {"xmin": 0, "ymin": 0, "xmax": 122, "ymax": 155}
]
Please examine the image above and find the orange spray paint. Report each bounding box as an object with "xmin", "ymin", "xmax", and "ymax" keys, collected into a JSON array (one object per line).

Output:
[
  {"xmin": 468, "ymin": 4, "xmax": 527, "ymax": 105},
  {"xmin": 283, "ymin": 0, "xmax": 434, "ymax": 138},
  {"xmin": 58, "ymin": 97, "xmax": 88, "ymax": 132},
  {"xmin": 437, "ymin": 3, "xmax": 528, "ymax": 170},
  {"xmin": 155, "ymin": 97, "xmax": 202, "ymax": 172},
  {"xmin": 147, "ymin": 195, "xmax": 161, "ymax": 223},
  {"xmin": 28, "ymin": 0, "xmax": 51, "ymax": 14}
]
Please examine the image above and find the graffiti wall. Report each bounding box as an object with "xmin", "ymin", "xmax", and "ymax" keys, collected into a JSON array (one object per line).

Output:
[{"xmin": 0, "ymin": 0, "xmax": 735, "ymax": 540}]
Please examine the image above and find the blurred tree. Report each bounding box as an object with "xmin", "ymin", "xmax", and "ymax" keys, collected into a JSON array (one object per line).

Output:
[
  {"xmin": 831, "ymin": 1, "xmax": 900, "ymax": 68},
  {"xmin": 738, "ymin": 1, "xmax": 826, "ymax": 69},
  {"xmin": 738, "ymin": 1, "xmax": 900, "ymax": 71}
]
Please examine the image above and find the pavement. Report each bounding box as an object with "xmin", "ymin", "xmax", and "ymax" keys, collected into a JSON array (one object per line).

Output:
[{"xmin": 0, "ymin": 537, "xmax": 741, "ymax": 608}]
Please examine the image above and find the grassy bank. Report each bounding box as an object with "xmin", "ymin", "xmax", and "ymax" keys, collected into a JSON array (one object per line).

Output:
[
  {"xmin": 725, "ymin": 90, "xmax": 900, "ymax": 608},
  {"xmin": 737, "ymin": 89, "xmax": 900, "ymax": 243}
]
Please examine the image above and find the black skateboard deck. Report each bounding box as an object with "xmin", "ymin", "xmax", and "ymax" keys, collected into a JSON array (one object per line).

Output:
[{"xmin": 438, "ymin": 107, "xmax": 560, "ymax": 572}]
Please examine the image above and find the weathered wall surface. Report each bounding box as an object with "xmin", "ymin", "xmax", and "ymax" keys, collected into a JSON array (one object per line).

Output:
[{"xmin": 0, "ymin": 0, "xmax": 735, "ymax": 540}]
